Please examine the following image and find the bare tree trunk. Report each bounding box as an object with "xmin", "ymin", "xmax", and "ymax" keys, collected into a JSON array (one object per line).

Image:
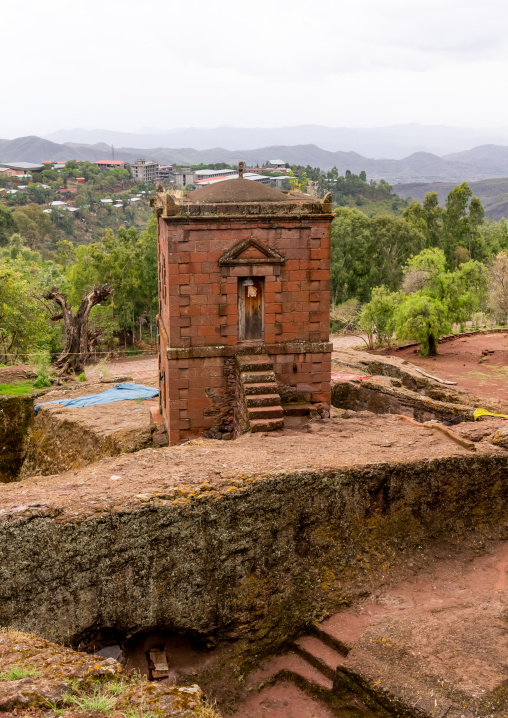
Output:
[
  {"xmin": 428, "ymin": 333, "xmax": 438, "ymax": 357},
  {"xmin": 44, "ymin": 284, "xmax": 113, "ymax": 375}
]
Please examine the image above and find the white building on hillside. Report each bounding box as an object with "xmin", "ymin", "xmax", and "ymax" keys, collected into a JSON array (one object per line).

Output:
[{"xmin": 130, "ymin": 159, "xmax": 159, "ymax": 183}]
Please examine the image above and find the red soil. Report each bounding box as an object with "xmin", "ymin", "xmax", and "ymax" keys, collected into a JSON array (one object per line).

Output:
[
  {"xmin": 380, "ymin": 333, "xmax": 508, "ymax": 408},
  {"xmin": 0, "ymin": 365, "xmax": 36, "ymax": 385}
]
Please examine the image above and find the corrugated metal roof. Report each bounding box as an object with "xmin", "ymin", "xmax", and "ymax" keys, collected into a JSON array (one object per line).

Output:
[
  {"xmin": 195, "ymin": 169, "xmax": 236, "ymax": 176},
  {"xmin": 0, "ymin": 162, "xmax": 43, "ymax": 170},
  {"xmin": 95, "ymin": 160, "xmax": 126, "ymax": 166}
]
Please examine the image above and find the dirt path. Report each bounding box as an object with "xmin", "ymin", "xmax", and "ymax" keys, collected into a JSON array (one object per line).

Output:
[
  {"xmin": 85, "ymin": 354, "xmax": 158, "ymax": 382},
  {"xmin": 331, "ymin": 334, "xmax": 368, "ymax": 350},
  {"xmin": 380, "ymin": 333, "xmax": 508, "ymax": 408}
]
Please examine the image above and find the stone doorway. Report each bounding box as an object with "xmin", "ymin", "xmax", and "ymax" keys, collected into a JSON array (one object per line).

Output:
[{"xmin": 238, "ymin": 277, "xmax": 264, "ymax": 342}]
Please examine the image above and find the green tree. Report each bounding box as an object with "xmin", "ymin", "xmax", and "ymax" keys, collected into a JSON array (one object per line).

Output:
[
  {"xmin": 0, "ymin": 263, "xmax": 50, "ymax": 363},
  {"xmin": 403, "ymin": 191, "xmax": 443, "ymax": 248},
  {"xmin": 65, "ymin": 217, "xmax": 158, "ymax": 340},
  {"xmin": 359, "ymin": 286, "xmax": 398, "ymax": 347},
  {"xmin": 442, "ymin": 183, "xmax": 484, "ymax": 265},
  {"xmin": 55, "ymin": 239, "xmax": 76, "ymax": 269},
  {"xmin": 392, "ymin": 248, "xmax": 487, "ymax": 355},
  {"xmin": 331, "ymin": 208, "xmax": 372, "ymax": 303},
  {"xmin": 393, "ymin": 293, "xmax": 451, "ymax": 356},
  {"xmin": 330, "ymin": 209, "xmax": 424, "ymax": 304},
  {"xmin": 489, "ymin": 252, "xmax": 508, "ymax": 323},
  {"xmin": 478, "ymin": 219, "xmax": 508, "ymax": 256},
  {"xmin": 13, "ymin": 204, "xmax": 54, "ymax": 249},
  {"xmin": 368, "ymin": 216, "xmax": 424, "ymax": 290},
  {"xmin": 0, "ymin": 205, "xmax": 18, "ymax": 247},
  {"xmin": 108, "ymin": 167, "xmax": 130, "ymax": 183}
]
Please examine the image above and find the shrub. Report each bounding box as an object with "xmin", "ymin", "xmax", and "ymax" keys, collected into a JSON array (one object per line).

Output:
[
  {"xmin": 33, "ymin": 349, "xmax": 53, "ymax": 388},
  {"xmin": 70, "ymin": 686, "xmax": 116, "ymax": 713}
]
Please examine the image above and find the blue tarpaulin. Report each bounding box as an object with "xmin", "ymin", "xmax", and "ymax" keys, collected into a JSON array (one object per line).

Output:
[{"xmin": 35, "ymin": 383, "xmax": 159, "ymax": 414}]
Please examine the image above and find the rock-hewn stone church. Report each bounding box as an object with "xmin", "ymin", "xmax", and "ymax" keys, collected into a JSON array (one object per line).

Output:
[{"xmin": 153, "ymin": 172, "xmax": 334, "ymax": 445}]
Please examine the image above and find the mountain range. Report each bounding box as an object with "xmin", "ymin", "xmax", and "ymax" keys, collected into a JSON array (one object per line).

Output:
[
  {"xmin": 2, "ymin": 135, "xmax": 508, "ymax": 184},
  {"xmin": 45, "ymin": 124, "xmax": 508, "ymax": 159}
]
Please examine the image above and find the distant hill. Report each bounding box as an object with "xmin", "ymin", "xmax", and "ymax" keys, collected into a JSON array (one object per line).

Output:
[
  {"xmin": 0, "ymin": 136, "xmax": 141, "ymax": 164},
  {"xmin": 0, "ymin": 136, "xmax": 505, "ymax": 184},
  {"xmin": 393, "ymin": 178, "xmax": 508, "ymax": 220},
  {"xmin": 45, "ymin": 124, "xmax": 508, "ymax": 159},
  {"xmin": 443, "ymin": 145, "xmax": 508, "ymax": 175}
]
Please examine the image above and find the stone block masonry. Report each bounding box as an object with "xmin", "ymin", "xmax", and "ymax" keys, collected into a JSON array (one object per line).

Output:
[{"xmin": 155, "ymin": 180, "xmax": 334, "ymax": 444}]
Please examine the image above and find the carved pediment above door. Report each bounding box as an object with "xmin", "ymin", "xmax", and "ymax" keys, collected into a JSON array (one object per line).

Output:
[{"xmin": 218, "ymin": 237, "xmax": 285, "ymax": 266}]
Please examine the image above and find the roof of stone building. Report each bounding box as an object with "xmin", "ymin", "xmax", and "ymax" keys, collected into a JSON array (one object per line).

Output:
[{"xmin": 187, "ymin": 178, "xmax": 315, "ymax": 204}]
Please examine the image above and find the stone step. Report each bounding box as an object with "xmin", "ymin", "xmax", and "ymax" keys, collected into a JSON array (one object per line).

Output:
[
  {"xmin": 231, "ymin": 680, "xmax": 337, "ymax": 718},
  {"xmin": 243, "ymin": 382, "xmax": 279, "ymax": 396},
  {"xmin": 236, "ymin": 354, "xmax": 273, "ymax": 373},
  {"xmin": 247, "ymin": 406, "xmax": 284, "ymax": 420},
  {"xmin": 310, "ymin": 623, "xmax": 350, "ymax": 657},
  {"xmin": 241, "ymin": 370, "xmax": 276, "ymax": 384},
  {"xmin": 250, "ymin": 418, "xmax": 284, "ymax": 433},
  {"xmin": 282, "ymin": 403, "xmax": 314, "ymax": 417},
  {"xmin": 244, "ymin": 652, "xmax": 333, "ymax": 693},
  {"xmin": 314, "ymin": 610, "xmax": 379, "ymax": 656},
  {"xmin": 237, "ymin": 650, "xmax": 379, "ymax": 718},
  {"xmin": 246, "ymin": 393, "xmax": 281, "ymax": 408},
  {"xmin": 293, "ymin": 635, "xmax": 347, "ymax": 682}
]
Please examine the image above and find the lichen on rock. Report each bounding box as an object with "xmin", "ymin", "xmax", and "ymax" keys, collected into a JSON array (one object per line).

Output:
[{"xmin": 0, "ymin": 630, "xmax": 219, "ymax": 716}]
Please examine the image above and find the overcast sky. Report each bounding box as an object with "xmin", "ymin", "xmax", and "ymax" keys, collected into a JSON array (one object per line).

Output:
[{"xmin": 2, "ymin": 0, "xmax": 508, "ymax": 137}]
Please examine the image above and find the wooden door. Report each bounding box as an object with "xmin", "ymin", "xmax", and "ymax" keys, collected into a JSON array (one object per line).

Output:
[{"xmin": 238, "ymin": 277, "xmax": 264, "ymax": 341}]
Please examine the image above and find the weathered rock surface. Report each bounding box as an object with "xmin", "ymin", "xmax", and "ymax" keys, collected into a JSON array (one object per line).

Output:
[
  {"xmin": 0, "ymin": 630, "xmax": 120, "ymax": 711},
  {"xmin": 20, "ymin": 399, "xmax": 155, "ymax": 479},
  {"xmin": 328, "ymin": 347, "xmax": 499, "ymax": 424},
  {"xmin": 0, "ymin": 630, "xmax": 216, "ymax": 715},
  {"xmin": 322, "ymin": 538, "xmax": 508, "ymax": 718},
  {"xmin": 0, "ymin": 418, "xmax": 507, "ymax": 665},
  {"xmin": 333, "ymin": 347, "xmax": 480, "ymax": 402},
  {"xmin": 489, "ymin": 425, "xmax": 508, "ymax": 449},
  {"xmin": 331, "ymin": 375, "xmax": 473, "ymax": 423}
]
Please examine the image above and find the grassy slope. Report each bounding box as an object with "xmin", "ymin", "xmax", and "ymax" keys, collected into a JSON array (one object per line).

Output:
[{"xmin": 0, "ymin": 381, "xmax": 36, "ymax": 395}]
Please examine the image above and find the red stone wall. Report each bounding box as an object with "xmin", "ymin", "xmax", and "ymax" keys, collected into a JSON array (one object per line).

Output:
[{"xmin": 158, "ymin": 215, "xmax": 332, "ymax": 444}]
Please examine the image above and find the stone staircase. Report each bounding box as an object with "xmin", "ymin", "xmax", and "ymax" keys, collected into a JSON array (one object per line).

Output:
[
  {"xmin": 231, "ymin": 621, "xmax": 392, "ymax": 718},
  {"xmin": 236, "ymin": 354, "xmax": 284, "ymax": 433}
]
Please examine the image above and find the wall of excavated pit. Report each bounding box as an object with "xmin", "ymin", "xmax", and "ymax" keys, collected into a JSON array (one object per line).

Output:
[
  {"xmin": 331, "ymin": 380, "xmax": 472, "ymax": 422},
  {"xmin": 19, "ymin": 402, "xmax": 155, "ymax": 480},
  {"xmin": 0, "ymin": 393, "xmax": 40, "ymax": 482},
  {"xmin": 0, "ymin": 453, "xmax": 507, "ymax": 657}
]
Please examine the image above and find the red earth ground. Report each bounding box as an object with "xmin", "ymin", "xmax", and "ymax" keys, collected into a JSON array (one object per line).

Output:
[{"xmin": 379, "ymin": 332, "xmax": 508, "ymax": 408}]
